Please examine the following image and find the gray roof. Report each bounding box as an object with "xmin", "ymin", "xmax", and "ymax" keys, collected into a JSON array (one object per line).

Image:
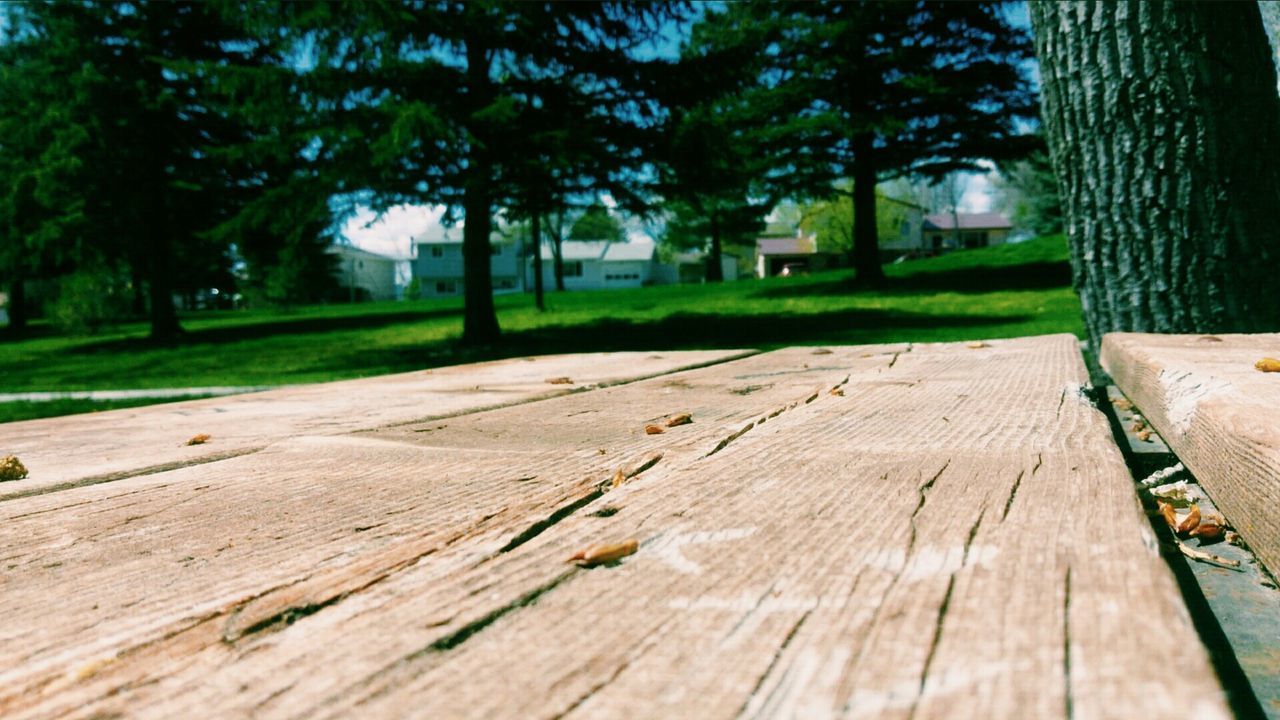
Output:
[
  {"xmin": 922, "ymin": 212, "xmax": 1012, "ymax": 231},
  {"xmin": 537, "ymin": 240, "xmax": 655, "ymax": 262},
  {"xmin": 326, "ymin": 244, "xmax": 400, "ymax": 262}
]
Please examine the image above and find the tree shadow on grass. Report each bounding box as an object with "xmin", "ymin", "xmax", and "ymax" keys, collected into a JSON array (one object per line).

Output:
[
  {"xmin": 752, "ymin": 261, "xmax": 1073, "ymax": 299},
  {"xmin": 313, "ymin": 306, "xmax": 1033, "ymax": 376},
  {"xmin": 67, "ymin": 307, "xmax": 464, "ymax": 354}
]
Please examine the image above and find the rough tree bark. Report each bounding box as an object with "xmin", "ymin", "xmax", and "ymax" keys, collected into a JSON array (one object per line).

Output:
[
  {"xmin": 851, "ymin": 134, "xmax": 885, "ymax": 284},
  {"xmin": 461, "ymin": 38, "xmax": 501, "ymax": 346},
  {"xmin": 1031, "ymin": 2, "xmax": 1280, "ymax": 350}
]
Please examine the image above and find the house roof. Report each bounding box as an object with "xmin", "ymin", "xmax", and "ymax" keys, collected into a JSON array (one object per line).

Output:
[
  {"xmin": 922, "ymin": 212, "xmax": 1012, "ymax": 231},
  {"xmin": 537, "ymin": 240, "xmax": 655, "ymax": 262},
  {"xmin": 326, "ymin": 244, "xmax": 400, "ymax": 262},
  {"xmin": 756, "ymin": 236, "xmax": 816, "ymax": 256}
]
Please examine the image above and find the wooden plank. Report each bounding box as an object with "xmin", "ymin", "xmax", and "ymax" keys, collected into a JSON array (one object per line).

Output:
[
  {"xmin": 0, "ymin": 346, "xmax": 880, "ymax": 718},
  {"xmin": 1101, "ymin": 332, "xmax": 1280, "ymax": 578},
  {"xmin": 0, "ymin": 337, "xmax": 1227, "ymax": 719},
  {"xmin": 0, "ymin": 350, "xmax": 748, "ymax": 500}
]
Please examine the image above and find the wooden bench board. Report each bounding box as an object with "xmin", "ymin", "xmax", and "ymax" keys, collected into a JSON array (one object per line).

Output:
[
  {"xmin": 0, "ymin": 350, "xmax": 747, "ymax": 500},
  {"xmin": 1101, "ymin": 332, "xmax": 1280, "ymax": 578},
  {"xmin": 1, "ymin": 337, "xmax": 1229, "ymax": 718}
]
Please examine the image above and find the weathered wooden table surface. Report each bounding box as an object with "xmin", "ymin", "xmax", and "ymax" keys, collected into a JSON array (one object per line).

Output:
[
  {"xmin": 1102, "ymin": 333, "xmax": 1280, "ymax": 579},
  {"xmin": 1, "ymin": 336, "xmax": 1231, "ymax": 718}
]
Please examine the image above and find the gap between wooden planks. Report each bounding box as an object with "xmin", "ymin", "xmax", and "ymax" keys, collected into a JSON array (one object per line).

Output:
[
  {"xmin": 2, "ymin": 337, "xmax": 1229, "ymax": 719},
  {"xmin": 1101, "ymin": 332, "xmax": 1280, "ymax": 579},
  {"xmin": 0, "ymin": 350, "xmax": 749, "ymax": 501}
]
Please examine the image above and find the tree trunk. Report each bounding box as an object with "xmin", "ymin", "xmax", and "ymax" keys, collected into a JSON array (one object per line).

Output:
[
  {"xmin": 1031, "ymin": 2, "xmax": 1280, "ymax": 350},
  {"xmin": 7, "ymin": 273, "xmax": 26, "ymax": 333},
  {"xmin": 705, "ymin": 212, "xmax": 724, "ymax": 282},
  {"xmin": 531, "ymin": 213, "xmax": 545, "ymax": 311},
  {"xmin": 852, "ymin": 134, "xmax": 884, "ymax": 284},
  {"xmin": 130, "ymin": 263, "xmax": 146, "ymax": 317},
  {"xmin": 147, "ymin": 229, "xmax": 182, "ymax": 341},
  {"xmin": 460, "ymin": 38, "xmax": 501, "ymax": 346},
  {"xmin": 552, "ymin": 220, "xmax": 565, "ymax": 291}
]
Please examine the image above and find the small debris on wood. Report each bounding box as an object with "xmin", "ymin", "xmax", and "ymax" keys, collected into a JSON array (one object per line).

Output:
[
  {"xmin": 1111, "ymin": 397, "xmax": 1134, "ymax": 411},
  {"xmin": 545, "ymin": 376, "xmax": 574, "ymax": 385},
  {"xmin": 811, "ymin": 348, "xmax": 833, "ymax": 355},
  {"xmin": 1197, "ymin": 335, "xmax": 1223, "ymax": 343},
  {"xmin": 1136, "ymin": 429, "xmax": 1153, "ymax": 442},
  {"xmin": 1189, "ymin": 520, "xmax": 1224, "ymax": 543},
  {"xmin": 1175, "ymin": 504, "xmax": 1201, "ymax": 535},
  {"xmin": 598, "ymin": 448, "xmax": 607, "ymax": 455},
  {"xmin": 591, "ymin": 506, "xmax": 620, "ymax": 518},
  {"xmin": 1157, "ymin": 501, "xmax": 1178, "ymax": 530},
  {"xmin": 0, "ymin": 454, "xmax": 28, "ymax": 482},
  {"xmin": 186, "ymin": 434, "xmax": 212, "ymax": 446},
  {"xmin": 567, "ymin": 538, "xmax": 639, "ymax": 567},
  {"xmin": 1151, "ymin": 480, "xmax": 1198, "ymax": 504},
  {"xmin": 610, "ymin": 469, "xmax": 626, "ymax": 488},
  {"xmin": 1226, "ymin": 531, "xmax": 1243, "ymax": 546},
  {"xmin": 644, "ymin": 424, "xmax": 665, "ymax": 435},
  {"xmin": 1255, "ymin": 358, "xmax": 1280, "ymax": 373},
  {"xmin": 665, "ymin": 412, "xmax": 693, "ymax": 428},
  {"xmin": 1176, "ymin": 541, "xmax": 1242, "ymax": 570},
  {"xmin": 966, "ymin": 341, "xmax": 989, "ymax": 349},
  {"xmin": 1130, "ymin": 420, "xmax": 1148, "ymax": 433},
  {"xmin": 1139, "ymin": 462, "xmax": 1184, "ymax": 487},
  {"xmin": 414, "ymin": 425, "xmax": 448, "ymax": 433},
  {"xmin": 829, "ymin": 388, "xmax": 844, "ymax": 397}
]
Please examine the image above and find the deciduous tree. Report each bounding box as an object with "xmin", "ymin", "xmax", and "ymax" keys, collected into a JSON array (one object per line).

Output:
[{"xmin": 1031, "ymin": 2, "xmax": 1280, "ymax": 347}]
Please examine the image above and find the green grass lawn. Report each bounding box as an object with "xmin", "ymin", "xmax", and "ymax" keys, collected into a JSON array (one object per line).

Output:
[{"xmin": 0, "ymin": 235, "xmax": 1082, "ymax": 422}]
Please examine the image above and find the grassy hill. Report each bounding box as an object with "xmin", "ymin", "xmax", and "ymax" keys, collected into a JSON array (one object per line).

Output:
[{"xmin": 0, "ymin": 235, "xmax": 1081, "ymax": 422}]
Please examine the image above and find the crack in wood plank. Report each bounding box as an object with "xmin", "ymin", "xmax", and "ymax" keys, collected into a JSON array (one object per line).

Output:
[{"xmin": 735, "ymin": 610, "xmax": 812, "ymax": 719}]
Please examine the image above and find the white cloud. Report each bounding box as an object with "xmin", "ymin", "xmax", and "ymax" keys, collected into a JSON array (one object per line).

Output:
[{"xmin": 340, "ymin": 204, "xmax": 453, "ymax": 259}]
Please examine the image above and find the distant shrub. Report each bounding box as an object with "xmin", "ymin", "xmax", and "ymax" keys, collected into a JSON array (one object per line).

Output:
[{"xmin": 47, "ymin": 271, "xmax": 130, "ymax": 335}]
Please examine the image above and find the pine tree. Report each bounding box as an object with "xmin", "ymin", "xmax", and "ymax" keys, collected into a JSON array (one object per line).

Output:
[{"xmin": 695, "ymin": 2, "xmax": 1035, "ymax": 284}]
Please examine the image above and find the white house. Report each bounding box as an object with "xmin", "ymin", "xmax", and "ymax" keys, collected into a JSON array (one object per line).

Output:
[
  {"xmin": 412, "ymin": 234, "xmax": 523, "ymax": 298},
  {"xmin": 327, "ymin": 245, "xmax": 399, "ymax": 301},
  {"xmin": 921, "ymin": 212, "xmax": 1013, "ymax": 251},
  {"xmin": 527, "ymin": 240, "xmax": 658, "ymax": 291},
  {"xmin": 651, "ymin": 251, "xmax": 739, "ymax": 284}
]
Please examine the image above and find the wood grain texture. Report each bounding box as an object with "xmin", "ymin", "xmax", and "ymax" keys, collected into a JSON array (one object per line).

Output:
[
  {"xmin": 1101, "ymin": 331, "xmax": 1280, "ymax": 578},
  {"xmin": 0, "ymin": 350, "xmax": 748, "ymax": 500},
  {"xmin": 0, "ymin": 346, "xmax": 879, "ymax": 717},
  {"xmin": 2, "ymin": 337, "xmax": 1227, "ymax": 719}
]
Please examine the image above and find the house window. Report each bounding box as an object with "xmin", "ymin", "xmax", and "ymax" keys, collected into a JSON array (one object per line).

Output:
[
  {"xmin": 932, "ymin": 235, "xmax": 945, "ymax": 249},
  {"xmin": 605, "ymin": 273, "xmax": 640, "ymax": 281},
  {"xmin": 431, "ymin": 247, "xmax": 444, "ymax": 258},
  {"xmin": 435, "ymin": 281, "xmax": 456, "ymax": 293},
  {"xmin": 358, "ymin": 260, "xmax": 364, "ymax": 269},
  {"xmin": 963, "ymin": 232, "xmax": 989, "ymax": 249},
  {"xmin": 563, "ymin": 261, "xmax": 584, "ymax": 278},
  {"xmin": 900, "ymin": 221, "xmax": 911, "ymax": 239}
]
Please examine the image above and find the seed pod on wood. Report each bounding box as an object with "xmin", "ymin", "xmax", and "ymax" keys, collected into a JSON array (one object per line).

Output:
[
  {"xmin": 1157, "ymin": 501, "xmax": 1178, "ymax": 530},
  {"xmin": 568, "ymin": 538, "xmax": 639, "ymax": 567},
  {"xmin": 966, "ymin": 341, "xmax": 988, "ymax": 349},
  {"xmin": 1176, "ymin": 504, "xmax": 1201, "ymax": 535},
  {"xmin": 1255, "ymin": 358, "xmax": 1280, "ymax": 373},
  {"xmin": 644, "ymin": 425, "xmax": 665, "ymax": 435},
  {"xmin": 186, "ymin": 434, "xmax": 212, "ymax": 446},
  {"xmin": 1189, "ymin": 522, "xmax": 1223, "ymax": 541},
  {"xmin": 665, "ymin": 413, "xmax": 692, "ymax": 428}
]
